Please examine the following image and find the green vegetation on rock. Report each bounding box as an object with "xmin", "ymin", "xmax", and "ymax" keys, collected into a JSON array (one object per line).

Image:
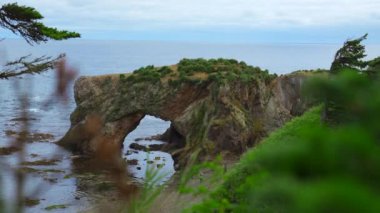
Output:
[
  {"xmin": 177, "ymin": 58, "xmax": 275, "ymax": 84},
  {"xmin": 121, "ymin": 58, "xmax": 277, "ymax": 86}
]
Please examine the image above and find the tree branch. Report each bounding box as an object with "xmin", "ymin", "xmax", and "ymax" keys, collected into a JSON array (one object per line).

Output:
[
  {"xmin": 0, "ymin": 54, "xmax": 65, "ymax": 79},
  {"xmin": 0, "ymin": 3, "xmax": 80, "ymax": 45}
]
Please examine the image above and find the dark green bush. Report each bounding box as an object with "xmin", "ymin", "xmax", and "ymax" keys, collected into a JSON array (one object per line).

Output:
[
  {"xmin": 127, "ymin": 65, "xmax": 169, "ymax": 82},
  {"xmin": 157, "ymin": 66, "xmax": 172, "ymax": 76},
  {"xmin": 123, "ymin": 58, "xmax": 276, "ymax": 87},
  {"xmin": 178, "ymin": 58, "xmax": 275, "ymax": 85}
]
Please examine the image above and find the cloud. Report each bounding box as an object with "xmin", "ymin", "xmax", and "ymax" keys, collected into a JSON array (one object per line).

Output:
[{"xmin": 3, "ymin": 0, "xmax": 380, "ymax": 33}]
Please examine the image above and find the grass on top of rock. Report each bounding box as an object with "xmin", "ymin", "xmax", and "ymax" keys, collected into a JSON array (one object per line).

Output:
[
  {"xmin": 289, "ymin": 68, "xmax": 329, "ymax": 77},
  {"xmin": 119, "ymin": 58, "xmax": 277, "ymax": 86}
]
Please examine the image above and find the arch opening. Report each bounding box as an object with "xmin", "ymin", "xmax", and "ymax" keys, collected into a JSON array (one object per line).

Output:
[{"xmin": 122, "ymin": 115, "xmax": 175, "ymax": 184}]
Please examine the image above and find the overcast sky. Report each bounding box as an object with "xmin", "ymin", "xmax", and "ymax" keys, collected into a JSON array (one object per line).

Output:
[{"xmin": 2, "ymin": 0, "xmax": 380, "ymax": 43}]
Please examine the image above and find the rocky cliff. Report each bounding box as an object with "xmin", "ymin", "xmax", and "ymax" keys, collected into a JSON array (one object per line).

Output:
[{"xmin": 58, "ymin": 59, "xmax": 310, "ymax": 163}]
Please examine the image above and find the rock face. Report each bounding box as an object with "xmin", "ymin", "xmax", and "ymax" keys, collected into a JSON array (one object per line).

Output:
[{"xmin": 58, "ymin": 59, "xmax": 310, "ymax": 162}]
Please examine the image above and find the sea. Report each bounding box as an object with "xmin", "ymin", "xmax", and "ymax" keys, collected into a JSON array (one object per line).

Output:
[{"xmin": 0, "ymin": 39, "xmax": 379, "ymax": 212}]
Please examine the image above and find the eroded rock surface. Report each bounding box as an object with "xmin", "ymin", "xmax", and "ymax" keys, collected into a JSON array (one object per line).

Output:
[{"xmin": 58, "ymin": 59, "xmax": 311, "ymax": 162}]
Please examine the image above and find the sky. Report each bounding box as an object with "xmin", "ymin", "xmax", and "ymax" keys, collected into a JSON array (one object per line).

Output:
[{"xmin": 1, "ymin": 0, "xmax": 380, "ymax": 43}]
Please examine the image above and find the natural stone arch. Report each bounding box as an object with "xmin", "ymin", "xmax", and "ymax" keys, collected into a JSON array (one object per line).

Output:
[
  {"xmin": 58, "ymin": 64, "xmax": 309, "ymax": 163},
  {"xmin": 58, "ymin": 74, "xmax": 210, "ymax": 157}
]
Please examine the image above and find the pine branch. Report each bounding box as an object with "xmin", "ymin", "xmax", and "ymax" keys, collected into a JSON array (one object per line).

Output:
[
  {"xmin": 0, "ymin": 54, "xmax": 65, "ymax": 79},
  {"xmin": 0, "ymin": 3, "xmax": 80, "ymax": 45}
]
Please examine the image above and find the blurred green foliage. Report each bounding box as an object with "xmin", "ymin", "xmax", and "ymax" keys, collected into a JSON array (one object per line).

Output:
[
  {"xmin": 124, "ymin": 160, "xmax": 167, "ymax": 213},
  {"xmin": 306, "ymin": 70, "xmax": 380, "ymax": 130},
  {"xmin": 189, "ymin": 37, "xmax": 380, "ymax": 212},
  {"xmin": 191, "ymin": 99, "xmax": 380, "ymax": 212}
]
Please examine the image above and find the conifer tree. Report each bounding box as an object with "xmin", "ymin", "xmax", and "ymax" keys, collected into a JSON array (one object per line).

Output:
[
  {"xmin": 0, "ymin": 2, "xmax": 80, "ymax": 79},
  {"xmin": 330, "ymin": 34, "xmax": 368, "ymax": 74}
]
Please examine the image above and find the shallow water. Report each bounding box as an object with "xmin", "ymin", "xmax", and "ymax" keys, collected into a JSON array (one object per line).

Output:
[
  {"xmin": 0, "ymin": 114, "xmax": 172, "ymax": 212},
  {"xmin": 0, "ymin": 75, "xmax": 173, "ymax": 212},
  {"xmin": 0, "ymin": 39, "xmax": 379, "ymax": 212}
]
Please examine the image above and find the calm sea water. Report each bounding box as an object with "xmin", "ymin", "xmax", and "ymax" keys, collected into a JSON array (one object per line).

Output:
[{"xmin": 0, "ymin": 39, "xmax": 379, "ymax": 212}]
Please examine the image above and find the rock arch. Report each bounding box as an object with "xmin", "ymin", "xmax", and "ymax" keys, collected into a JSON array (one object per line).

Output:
[
  {"xmin": 58, "ymin": 74, "xmax": 209, "ymax": 155},
  {"xmin": 58, "ymin": 72, "xmax": 309, "ymax": 161}
]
